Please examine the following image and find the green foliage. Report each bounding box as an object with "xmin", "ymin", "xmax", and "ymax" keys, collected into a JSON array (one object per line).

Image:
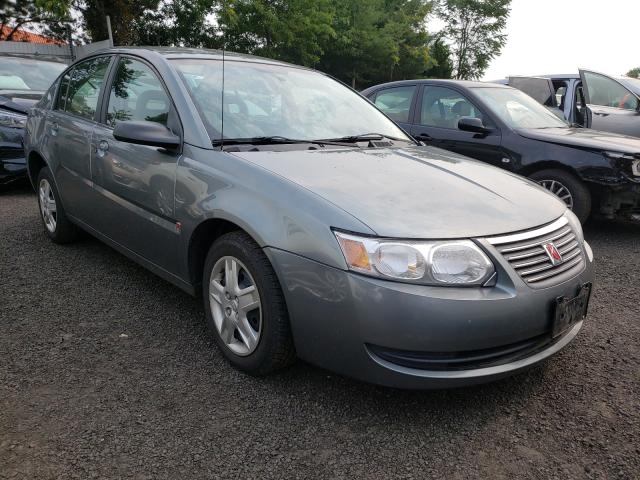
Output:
[
  {"xmin": 134, "ymin": 0, "xmax": 220, "ymax": 48},
  {"xmin": 217, "ymin": 0, "xmax": 336, "ymax": 67},
  {"xmin": 626, "ymin": 68, "xmax": 640, "ymax": 79},
  {"xmin": 76, "ymin": 0, "xmax": 162, "ymax": 45},
  {"xmin": 435, "ymin": 0, "xmax": 511, "ymax": 80},
  {"xmin": 0, "ymin": 0, "xmax": 71, "ymax": 40},
  {"xmin": 315, "ymin": 0, "xmax": 433, "ymax": 89},
  {"xmin": 423, "ymin": 38, "xmax": 453, "ymax": 78}
]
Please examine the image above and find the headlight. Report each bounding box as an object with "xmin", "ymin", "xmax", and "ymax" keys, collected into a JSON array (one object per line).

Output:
[
  {"xmin": 0, "ymin": 108, "xmax": 27, "ymax": 129},
  {"xmin": 564, "ymin": 209, "xmax": 584, "ymax": 243},
  {"xmin": 334, "ymin": 231, "xmax": 495, "ymax": 286},
  {"xmin": 604, "ymin": 151, "xmax": 640, "ymax": 177}
]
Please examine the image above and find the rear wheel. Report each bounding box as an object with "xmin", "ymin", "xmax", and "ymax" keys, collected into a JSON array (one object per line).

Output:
[
  {"xmin": 529, "ymin": 169, "xmax": 591, "ymax": 223},
  {"xmin": 202, "ymin": 231, "xmax": 295, "ymax": 375},
  {"xmin": 36, "ymin": 167, "xmax": 81, "ymax": 243}
]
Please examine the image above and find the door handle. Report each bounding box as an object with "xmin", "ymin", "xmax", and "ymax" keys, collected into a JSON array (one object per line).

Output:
[
  {"xmin": 415, "ymin": 133, "xmax": 433, "ymax": 142},
  {"xmin": 96, "ymin": 139, "xmax": 109, "ymax": 157},
  {"xmin": 50, "ymin": 122, "xmax": 59, "ymax": 136}
]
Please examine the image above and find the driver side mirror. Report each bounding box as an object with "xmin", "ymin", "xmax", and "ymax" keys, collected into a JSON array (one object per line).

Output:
[
  {"xmin": 113, "ymin": 120, "xmax": 181, "ymax": 149},
  {"xmin": 458, "ymin": 117, "xmax": 492, "ymax": 135}
]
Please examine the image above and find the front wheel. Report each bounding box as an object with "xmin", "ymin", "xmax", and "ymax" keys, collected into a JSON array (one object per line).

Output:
[
  {"xmin": 202, "ymin": 231, "xmax": 295, "ymax": 375},
  {"xmin": 529, "ymin": 169, "xmax": 591, "ymax": 223}
]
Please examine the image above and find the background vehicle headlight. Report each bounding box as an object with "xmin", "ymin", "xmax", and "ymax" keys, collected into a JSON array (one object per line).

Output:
[
  {"xmin": 603, "ymin": 151, "xmax": 640, "ymax": 177},
  {"xmin": 0, "ymin": 108, "xmax": 27, "ymax": 129},
  {"xmin": 334, "ymin": 231, "xmax": 494, "ymax": 286}
]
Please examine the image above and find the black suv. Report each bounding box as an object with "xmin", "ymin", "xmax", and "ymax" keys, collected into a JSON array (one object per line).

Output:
[{"xmin": 362, "ymin": 79, "xmax": 640, "ymax": 223}]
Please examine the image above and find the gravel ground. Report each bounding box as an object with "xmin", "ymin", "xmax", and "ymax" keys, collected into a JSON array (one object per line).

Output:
[{"xmin": 1, "ymin": 185, "xmax": 639, "ymax": 480}]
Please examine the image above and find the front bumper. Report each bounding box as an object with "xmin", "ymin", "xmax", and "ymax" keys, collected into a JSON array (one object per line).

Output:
[
  {"xmin": 266, "ymin": 241, "xmax": 595, "ymax": 389},
  {"xmin": 0, "ymin": 125, "xmax": 27, "ymax": 185}
]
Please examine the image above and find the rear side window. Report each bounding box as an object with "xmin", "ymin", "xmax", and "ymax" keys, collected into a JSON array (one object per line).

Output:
[
  {"xmin": 373, "ymin": 86, "xmax": 415, "ymax": 123},
  {"xmin": 65, "ymin": 56, "xmax": 112, "ymax": 120},
  {"xmin": 106, "ymin": 58, "xmax": 170, "ymax": 128}
]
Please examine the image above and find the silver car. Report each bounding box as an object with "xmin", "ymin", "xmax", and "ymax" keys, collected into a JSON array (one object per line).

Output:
[{"xmin": 24, "ymin": 48, "xmax": 594, "ymax": 388}]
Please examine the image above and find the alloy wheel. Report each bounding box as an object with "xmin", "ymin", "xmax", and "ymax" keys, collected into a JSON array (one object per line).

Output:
[
  {"xmin": 38, "ymin": 179, "xmax": 57, "ymax": 233},
  {"xmin": 209, "ymin": 256, "xmax": 262, "ymax": 356},
  {"xmin": 537, "ymin": 179, "xmax": 574, "ymax": 210}
]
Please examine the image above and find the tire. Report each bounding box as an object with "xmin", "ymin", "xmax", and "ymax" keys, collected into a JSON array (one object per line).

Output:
[
  {"xmin": 36, "ymin": 167, "xmax": 81, "ymax": 244},
  {"xmin": 529, "ymin": 169, "xmax": 591, "ymax": 223},
  {"xmin": 202, "ymin": 231, "xmax": 295, "ymax": 375}
]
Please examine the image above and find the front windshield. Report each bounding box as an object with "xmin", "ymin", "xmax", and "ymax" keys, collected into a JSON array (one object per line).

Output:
[
  {"xmin": 0, "ymin": 57, "xmax": 66, "ymax": 91},
  {"xmin": 171, "ymin": 59, "xmax": 410, "ymax": 142},
  {"xmin": 473, "ymin": 87, "xmax": 568, "ymax": 129}
]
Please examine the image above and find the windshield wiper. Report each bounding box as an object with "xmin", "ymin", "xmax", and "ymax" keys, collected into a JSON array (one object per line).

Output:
[
  {"xmin": 213, "ymin": 136, "xmax": 355, "ymax": 148},
  {"xmin": 317, "ymin": 133, "xmax": 414, "ymax": 143}
]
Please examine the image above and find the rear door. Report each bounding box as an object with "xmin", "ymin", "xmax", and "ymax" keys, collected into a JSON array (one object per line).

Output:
[
  {"xmin": 90, "ymin": 55, "xmax": 182, "ymax": 274},
  {"xmin": 409, "ymin": 84, "xmax": 504, "ymax": 167},
  {"xmin": 367, "ymin": 84, "xmax": 417, "ymax": 134},
  {"xmin": 579, "ymin": 69, "xmax": 640, "ymax": 137},
  {"xmin": 45, "ymin": 55, "xmax": 113, "ymax": 221}
]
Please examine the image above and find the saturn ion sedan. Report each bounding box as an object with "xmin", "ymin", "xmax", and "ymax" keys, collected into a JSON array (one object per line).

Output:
[{"xmin": 24, "ymin": 48, "xmax": 594, "ymax": 388}]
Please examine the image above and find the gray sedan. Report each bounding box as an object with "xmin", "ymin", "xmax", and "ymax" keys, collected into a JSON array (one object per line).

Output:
[{"xmin": 24, "ymin": 48, "xmax": 594, "ymax": 388}]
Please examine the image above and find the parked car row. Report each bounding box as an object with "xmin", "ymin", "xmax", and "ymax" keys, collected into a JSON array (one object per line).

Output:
[
  {"xmin": 23, "ymin": 47, "xmax": 596, "ymax": 389},
  {"xmin": 0, "ymin": 54, "xmax": 66, "ymax": 187},
  {"xmin": 364, "ymin": 78, "xmax": 640, "ymax": 223}
]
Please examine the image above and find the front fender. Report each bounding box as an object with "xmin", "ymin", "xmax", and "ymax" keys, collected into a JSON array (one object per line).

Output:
[{"xmin": 174, "ymin": 146, "xmax": 374, "ymax": 281}]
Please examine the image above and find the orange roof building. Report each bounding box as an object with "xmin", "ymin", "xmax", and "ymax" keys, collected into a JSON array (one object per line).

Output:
[{"xmin": 0, "ymin": 25, "xmax": 66, "ymax": 45}]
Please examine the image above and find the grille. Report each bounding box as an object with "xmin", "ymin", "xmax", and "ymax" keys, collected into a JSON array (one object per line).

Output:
[{"xmin": 487, "ymin": 216, "xmax": 585, "ymax": 288}]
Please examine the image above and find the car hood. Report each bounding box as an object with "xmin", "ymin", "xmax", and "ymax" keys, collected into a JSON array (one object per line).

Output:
[
  {"xmin": 231, "ymin": 146, "xmax": 565, "ymax": 238},
  {"xmin": 0, "ymin": 90, "xmax": 44, "ymax": 114},
  {"xmin": 517, "ymin": 127, "xmax": 640, "ymax": 154}
]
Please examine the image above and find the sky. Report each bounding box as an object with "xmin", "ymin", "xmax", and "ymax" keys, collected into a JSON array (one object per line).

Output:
[{"xmin": 480, "ymin": 0, "xmax": 639, "ymax": 80}]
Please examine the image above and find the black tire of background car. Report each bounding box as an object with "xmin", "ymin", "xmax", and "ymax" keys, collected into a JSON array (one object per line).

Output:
[
  {"xmin": 202, "ymin": 231, "xmax": 296, "ymax": 375},
  {"xmin": 36, "ymin": 168, "xmax": 82, "ymax": 244},
  {"xmin": 529, "ymin": 169, "xmax": 592, "ymax": 224}
]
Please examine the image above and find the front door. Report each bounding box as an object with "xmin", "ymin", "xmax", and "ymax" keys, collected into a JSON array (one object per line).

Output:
[
  {"xmin": 410, "ymin": 85, "xmax": 504, "ymax": 167},
  {"xmin": 45, "ymin": 56, "xmax": 112, "ymax": 221},
  {"xmin": 91, "ymin": 56, "xmax": 182, "ymax": 274},
  {"xmin": 579, "ymin": 69, "xmax": 640, "ymax": 137}
]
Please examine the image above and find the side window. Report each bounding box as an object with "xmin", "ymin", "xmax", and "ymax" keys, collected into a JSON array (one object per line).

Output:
[
  {"xmin": 583, "ymin": 71, "xmax": 639, "ymax": 110},
  {"xmin": 106, "ymin": 58, "xmax": 170, "ymax": 128},
  {"xmin": 65, "ymin": 56, "xmax": 112, "ymax": 119},
  {"xmin": 56, "ymin": 70, "xmax": 72, "ymax": 110},
  {"xmin": 420, "ymin": 86, "xmax": 485, "ymax": 129},
  {"xmin": 373, "ymin": 86, "xmax": 416, "ymax": 123}
]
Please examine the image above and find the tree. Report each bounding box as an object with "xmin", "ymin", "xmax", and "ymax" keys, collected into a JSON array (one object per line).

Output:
[
  {"xmin": 134, "ymin": 0, "xmax": 219, "ymax": 48},
  {"xmin": 75, "ymin": 0, "xmax": 162, "ymax": 45},
  {"xmin": 423, "ymin": 38, "xmax": 453, "ymax": 78},
  {"xmin": 0, "ymin": 0, "xmax": 71, "ymax": 41},
  {"xmin": 626, "ymin": 67, "xmax": 640, "ymax": 79},
  {"xmin": 216, "ymin": 0, "xmax": 336, "ymax": 67},
  {"xmin": 435, "ymin": 0, "xmax": 510, "ymax": 80},
  {"xmin": 317, "ymin": 0, "xmax": 433, "ymax": 89}
]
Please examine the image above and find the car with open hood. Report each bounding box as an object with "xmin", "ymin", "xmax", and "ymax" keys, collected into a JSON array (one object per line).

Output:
[
  {"xmin": 363, "ymin": 79, "xmax": 640, "ymax": 223},
  {"xmin": 24, "ymin": 48, "xmax": 594, "ymax": 389},
  {"xmin": 0, "ymin": 54, "xmax": 66, "ymax": 187}
]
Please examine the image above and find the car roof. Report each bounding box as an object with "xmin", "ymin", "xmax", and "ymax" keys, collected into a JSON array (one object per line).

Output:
[
  {"xmin": 363, "ymin": 78, "xmax": 511, "ymax": 92},
  {"xmin": 83, "ymin": 46, "xmax": 302, "ymax": 69}
]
